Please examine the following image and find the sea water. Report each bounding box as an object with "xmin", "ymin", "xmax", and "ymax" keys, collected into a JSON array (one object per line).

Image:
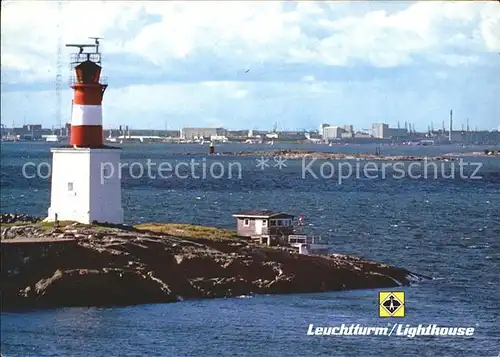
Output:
[{"xmin": 1, "ymin": 142, "xmax": 499, "ymax": 356}]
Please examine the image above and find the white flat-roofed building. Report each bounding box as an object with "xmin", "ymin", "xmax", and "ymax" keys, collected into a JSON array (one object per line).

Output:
[
  {"xmin": 323, "ymin": 126, "xmax": 345, "ymax": 140},
  {"xmin": 371, "ymin": 123, "xmax": 390, "ymax": 139}
]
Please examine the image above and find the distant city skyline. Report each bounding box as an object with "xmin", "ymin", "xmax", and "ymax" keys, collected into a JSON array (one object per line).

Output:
[
  {"xmin": 1, "ymin": 1, "xmax": 499, "ymax": 130},
  {"xmin": 4, "ymin": 122, "xmax": 498, "ymax": 136}
]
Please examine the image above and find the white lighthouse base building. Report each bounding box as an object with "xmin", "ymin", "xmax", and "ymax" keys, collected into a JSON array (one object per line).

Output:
[{"xmin": 47, "ymin": 147, "xmax": 123, "ymax": 224}]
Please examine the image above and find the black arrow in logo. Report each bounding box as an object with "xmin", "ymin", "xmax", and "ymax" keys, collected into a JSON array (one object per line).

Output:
[{"xmin": 382, "ymin": 294, "xmax": 401, "ymax": 314}]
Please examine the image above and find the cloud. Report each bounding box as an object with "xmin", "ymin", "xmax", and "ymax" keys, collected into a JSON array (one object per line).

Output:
[
  {"xmin": 480, "ymin": 5, "xmax": 500, "ymax": 51},
  {"xmin": 114, "ymin": 1, "xmax": 500, "ymax": 69},
  {"xmin": 2, "ymin": 1, "xmax": 499, "ymax": 82}
]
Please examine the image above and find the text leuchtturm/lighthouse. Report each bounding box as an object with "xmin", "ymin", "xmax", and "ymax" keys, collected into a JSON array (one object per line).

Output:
[{"xmin": 47, "ymin": 38, "xmax": 123, "ymax": 224}]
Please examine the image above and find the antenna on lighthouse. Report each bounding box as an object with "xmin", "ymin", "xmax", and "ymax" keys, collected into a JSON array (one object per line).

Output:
[
  {"xmin": 89, "ymin": 36, "xmax": 103, "ymax": 54},
  {"xmin": 66, "ymin": 38, "xmax": 102, "ymax": 67}
]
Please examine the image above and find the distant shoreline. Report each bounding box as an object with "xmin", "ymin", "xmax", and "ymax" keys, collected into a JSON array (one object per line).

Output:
[
  {"xmin": 2, "ymin": 139, "xmax": 500, "ymax": 148},
  {"xmin": 173, "ymin": 149, "xmax": 461, "ymax": 161}
]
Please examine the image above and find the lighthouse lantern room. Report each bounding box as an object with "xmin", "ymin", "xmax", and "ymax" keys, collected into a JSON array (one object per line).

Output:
[{"xmin": 47, "ymin": 38, "xmax": 123, "ymax": 224}]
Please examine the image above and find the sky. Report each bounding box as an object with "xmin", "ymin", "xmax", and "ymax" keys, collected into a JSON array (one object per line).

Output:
[{"xmin": 1, "ymin": 1, "xmax": 499, "ymax": 131}]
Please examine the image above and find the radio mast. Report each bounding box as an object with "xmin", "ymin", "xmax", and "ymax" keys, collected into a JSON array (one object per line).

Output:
[{"xmin": 56, "ymin": 0, "xmax": 63, "ymax": 134}]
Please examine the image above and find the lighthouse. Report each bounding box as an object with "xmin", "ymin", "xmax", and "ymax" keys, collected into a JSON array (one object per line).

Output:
[{"xmin": 47, "ymin": 38, "xmax": 123, "ymax": 224}]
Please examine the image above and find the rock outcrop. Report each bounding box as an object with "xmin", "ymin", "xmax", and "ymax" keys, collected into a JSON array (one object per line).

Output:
[
  {"xmin": 171, "ymin": 149, "xmax": 456, "ymax": 161},
  {"xmin": 1, "ymin": 213, "xmax": 41, "ymax": 224},
  {"xmin": 234, "ymin": 149, "xmax": 455, "ymax": 161},
  {"xmin": 1, "ymin": 219, "xmax": 427, "ymax": 309}
]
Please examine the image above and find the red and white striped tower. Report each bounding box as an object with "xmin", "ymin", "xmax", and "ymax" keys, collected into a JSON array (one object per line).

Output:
[{"xmin": 47, "ymin": 38, "xmax": 123, "ymax": 224}]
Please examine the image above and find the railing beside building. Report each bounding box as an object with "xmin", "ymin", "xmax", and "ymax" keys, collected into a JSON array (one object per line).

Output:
[
  {"xmin": 288, "ymin": 235, "xmax": 327, "ymax": 245},
  {"xmin": 261, "ymin": 226, "xmax": 295, "ymax": 236}
]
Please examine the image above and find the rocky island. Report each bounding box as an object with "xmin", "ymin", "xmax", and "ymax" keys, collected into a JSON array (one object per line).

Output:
[
  {"xmin": 1, "ymin": 213, "xmax": 427, "ymax": 310},
  {"xmin": 234, "ymin": 149, "xmax": 455, "ymax": 161},
  {"xmin": 177, "ymin": 149, "xmax": 455, "ymax": 161}
]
